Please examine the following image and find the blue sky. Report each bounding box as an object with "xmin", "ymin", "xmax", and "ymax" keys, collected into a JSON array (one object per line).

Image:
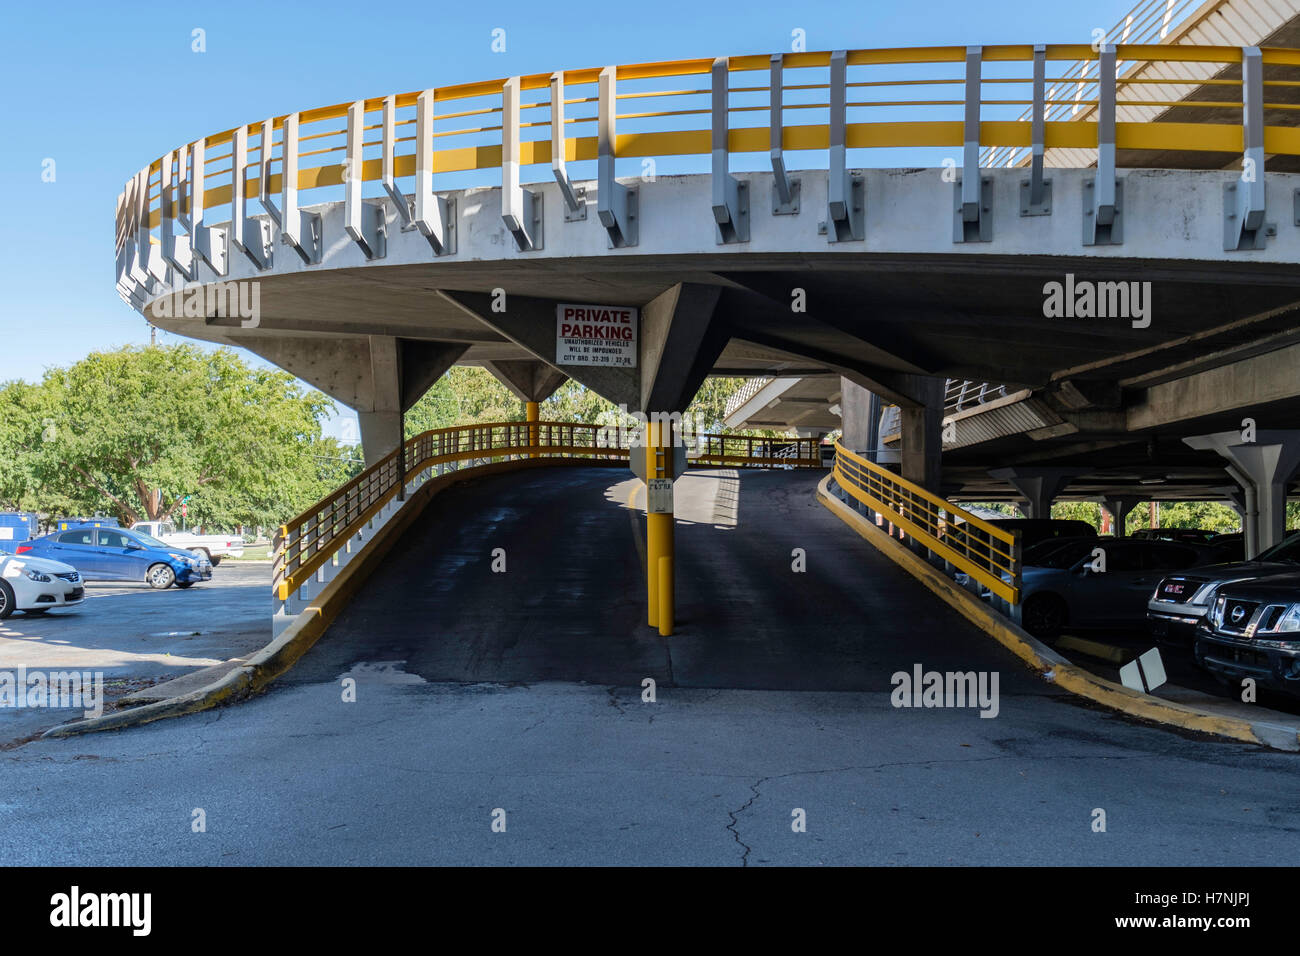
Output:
[{"xmin": 0, "ymin": 0, "xmax": 1151, "ymax": 434}]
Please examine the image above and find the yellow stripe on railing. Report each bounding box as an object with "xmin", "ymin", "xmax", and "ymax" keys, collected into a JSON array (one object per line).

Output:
[
  {"xmin": 831, "ymin": 441, "xmax": 1021, "ymax": 604},
  {"xmin": 272, "ymin": 421, "xmax": 823, "ymax": 599}
]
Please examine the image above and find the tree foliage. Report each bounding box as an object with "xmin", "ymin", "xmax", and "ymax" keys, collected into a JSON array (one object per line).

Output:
[
  {"xmin": 0, "ymin": 345, "xmax": 349, "ymax": 530},
  {"xmin": 403, "ymin": 368, "xmax": 784, "ymax": 438}
]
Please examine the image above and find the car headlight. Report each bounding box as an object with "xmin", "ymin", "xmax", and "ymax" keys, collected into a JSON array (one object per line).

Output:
[
  {"xmin": 24, "ymin": 569, "xmax": 52, "ymax": 582},
  {"xmin": 1275, "ymin": 605, "xmax": 1300, "ymax": 633},
  {"xmin": 168, "ymin": 552, "xmax": 195, "ymax": 566}
]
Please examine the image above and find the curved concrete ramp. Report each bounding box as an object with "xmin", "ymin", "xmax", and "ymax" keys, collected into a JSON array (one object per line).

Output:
[{"xmin": 287, "ymin": 466, "xmax": 1053, "ymax": 697}]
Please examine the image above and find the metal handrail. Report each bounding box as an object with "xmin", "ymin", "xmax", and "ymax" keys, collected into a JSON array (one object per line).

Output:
[
  {"xmin": 118, "ymin": 42, "xmax": 1300, "ymax": 247},
  {"xmin": 272, "ymin": 420, "xmax": 822, "ymax": 599},
  {"xmin": 832, "ymin": 440, "xmax": 1021, "ymax": 603}
]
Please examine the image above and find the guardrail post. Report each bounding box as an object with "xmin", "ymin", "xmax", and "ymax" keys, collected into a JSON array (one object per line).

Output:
[
  {"xmin": 551, "ymin": 72, "xmax": 587, "ymax": 219},
  {"xmin": 598, "ymin": 66, "xmax": 637, "ymax": 247},
  {"xmin": 711, "ymin": 57, "xmax": 749, "ymax": 243},
  {"xmin": 160, "ymin": 150, "xmax": 195, "ymax": 281},
  {"xmin": 381, "ymin": 95, "xmax": 415, "ymax": 229},
  {"xmin": 955, "ymin": 46, "xmax": 991, "ymax": 242},
  {"xmin": 413, "ymin": 90, "xmax": 456, "ymax": 255},
  {"xmin": 188, "ymin": 139, "xmax": 228, "ymax": 276},
  {"xmin": 345, "ymin": 101, "xmax": 387, "ymax": 260},
  {"xmin": 1020, "ymin": 44, "xmax": 1052, "ymax": 216},
  {"xmin": 1083, "ymin": 45, "xmax": 1122, "ymax": 245},
  {"xmin": 826, "ymin": 51, "xmax": 864, "ymax": 242},
  {"xmin": 230, "ymin": 125, "xmax": 274, "ymax": 269},
  {"xmin": 280, "ymin": 113, "xmax": 323, "ymax": 265},
  {"xmin": 769, "ymin": 53, "xmax": 799, "ymax": 215},
  {"xmin": 1225, "ymin": 47, "xmax": 1272, "ymax": 250},
  {"xmin": 502, "ymin": 77, "xmax": 543, "ymax": 251}
]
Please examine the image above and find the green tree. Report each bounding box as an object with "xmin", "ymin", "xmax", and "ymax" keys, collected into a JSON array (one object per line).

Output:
[{"xmin": 0, "ymin": 345, "xmax": 338, "ymax": 530}]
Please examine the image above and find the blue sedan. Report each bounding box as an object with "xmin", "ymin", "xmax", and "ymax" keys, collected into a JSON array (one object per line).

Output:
[{"xmin": 17, "ymin": 526, "xmax": 213, "ymax": 589}]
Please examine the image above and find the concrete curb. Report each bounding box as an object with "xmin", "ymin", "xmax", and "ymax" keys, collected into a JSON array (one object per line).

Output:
[
  {"xmin": 816, "ymin": 474, "xmax": 1300, "ymax": 751},
  {"xmin": 43, "ymin": 458, "xmax": 622, "ymax": 739}
]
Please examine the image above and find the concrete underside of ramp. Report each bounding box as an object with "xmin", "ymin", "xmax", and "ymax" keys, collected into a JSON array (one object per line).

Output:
[{"xmin": 286, "ymin": 466, "xmax": 1057, "ymax": 698}]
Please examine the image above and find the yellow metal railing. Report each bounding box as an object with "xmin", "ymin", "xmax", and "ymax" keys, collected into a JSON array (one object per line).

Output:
[
  {"xmin": 273, "ymin": 421, "xmax": 822, "ymax": 600},
  {"xmin": 832, "ymin": 441, "xmax": 1021, "ymax": 604},
  {"xmin": 119, "ymin": 42, "xmax": 1300, "ymax": 244}
]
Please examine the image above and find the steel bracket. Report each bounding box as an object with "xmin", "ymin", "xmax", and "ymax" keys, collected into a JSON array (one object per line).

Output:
[{"xmin": 954, "ymin": 177, "xmax": 992, "ymax": 242}]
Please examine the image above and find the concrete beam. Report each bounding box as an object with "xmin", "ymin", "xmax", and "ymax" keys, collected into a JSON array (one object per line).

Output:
[
  {"xmin": 400, "ymin": 341, "xmax": 470, "ymax": 412},
  {"xmin": 640, "ymin": 283, "xmax": 725, "ymax": 413},
  {"xmin": 988, "ymin": 467, "xmax": 1080, "ymax": 519},
  {"xmin": 483, "ymin": 360, "xmax": 568, "ymax": 404},
  {"xmin": 438, "ymin": 290, "xmax": 640, "ymax": 410},
  {"xmin": 242, "ymin": 334, "xmax": 466, "ymax": 464},
  {"xmin": 1128, "ymin": 340, "xmax": 1300, "ymax": 432},
  {"xmin": 441, "ymin": 284, "xmax": 726, "ymax": 414}
]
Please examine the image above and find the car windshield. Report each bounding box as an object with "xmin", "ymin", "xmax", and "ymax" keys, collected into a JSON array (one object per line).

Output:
[
  {"xmin": 129, "ymin": 532, "xmax": 170, "ymax": 549},
  {"xmin": 1025, "ymin": 540, "xmax": 1096, "ymax": 569},
  {"xmin": 1255, "ymin": 534, "xmax": 1300, "ymax": 564}
]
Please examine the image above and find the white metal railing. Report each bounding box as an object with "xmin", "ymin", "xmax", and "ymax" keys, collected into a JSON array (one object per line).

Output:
[{"xmin": 723, "ymin": 376, "xmax": 776, "ymax": 419}]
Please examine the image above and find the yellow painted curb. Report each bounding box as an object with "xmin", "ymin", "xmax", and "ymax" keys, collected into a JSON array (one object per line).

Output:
[
  {"xmin": 1056, "ymin": 635, "xmax": 1130, "ymax": 664},
  {"xmin": 816, "ymin": 474, "xmax": 1300, "ymax": 751},
  {"xmin": 43, "ymin": 458, "xmax": 623, "ymax": 739}
]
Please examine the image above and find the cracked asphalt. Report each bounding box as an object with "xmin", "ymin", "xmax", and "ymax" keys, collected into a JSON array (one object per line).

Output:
[{"xmin": 4, "ymin": 467, "xmax": 1300, "ymax": 865}]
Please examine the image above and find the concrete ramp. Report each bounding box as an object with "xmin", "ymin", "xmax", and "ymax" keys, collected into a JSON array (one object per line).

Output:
[{"xmin": 285, "ymin": 466, "xmax": 1048, "ymax": 695}]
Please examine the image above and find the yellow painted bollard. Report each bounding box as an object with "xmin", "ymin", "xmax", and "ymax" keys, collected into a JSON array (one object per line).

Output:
[
  {"xmin": 525, "ymin": 401, "xmax": 539, "ymax": 459},
  {"xmin": 657, "ymin": 555, "xmax": 673, "ymax": 637},
  {"xmin": 644, "ymin": 419, "xmax": 675, "ymax": 632}
]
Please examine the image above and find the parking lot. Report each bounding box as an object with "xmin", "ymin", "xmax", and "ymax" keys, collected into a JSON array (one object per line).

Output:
[{"xmin": 0, "ymin": 560, "xmax": 270, "ymax": 744}]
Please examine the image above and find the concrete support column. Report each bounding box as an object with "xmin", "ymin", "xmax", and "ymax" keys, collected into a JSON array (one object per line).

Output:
[
  {"xmin": 1186, "ymin": 430, "xmax": 1300, "ymax": 556},
  {"xmin": 897, "ymin": 376, "xmax": 945, "ymax": 494},
  {"xmin": 1100, "ymin": 495, "xmax": 1141, "ymax": 537},
  {"xmin": 989, "ymin": 467, "xmax": 1079, "ymax": 519}
]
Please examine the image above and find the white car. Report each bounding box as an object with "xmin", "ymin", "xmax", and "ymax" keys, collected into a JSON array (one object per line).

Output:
[
  {"xmin": 128, "ymin": 521, "xmax": 244, "ymax": 566},
  {"xmin": 0, "ymin": 549, "xmax": 86, "ymax": 619}
]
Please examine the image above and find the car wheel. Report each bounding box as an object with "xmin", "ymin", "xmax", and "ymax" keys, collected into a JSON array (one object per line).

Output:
[
  {"xmin": 147, "ymin": 563, "xmax": 176, "ymax": 589},
  {"xmin": 1022, "ymin": 594, "xmax": 1067, "ymax": 640},
  {"xmin": 175, "ymin": 581, "xmax": 194, "ymax": 589},
  {"xmin": 209, "ymin": 556, "xmax": 222, "ymax": 567},
  {"xmin": 0, "ymin": 580, "xmax": 14, "ymax": 620}
]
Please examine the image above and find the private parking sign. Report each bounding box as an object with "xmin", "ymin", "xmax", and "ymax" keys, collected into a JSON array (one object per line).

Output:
[{"xmin": 556, "ymin": 304, "xmax": 637, "ymax": 368}]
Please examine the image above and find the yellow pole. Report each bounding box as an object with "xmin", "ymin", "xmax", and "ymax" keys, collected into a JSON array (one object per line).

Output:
[
  {"xmin": 657, "ymin": 555, "xmax": 673, "ymax": 637},
  {"xmin": 525, "ymin": 400, "xmax": 539, "ymax": 458},
  {"xmin": 645, "ymin": 418, "xmax": 675, "ymax": 634}
]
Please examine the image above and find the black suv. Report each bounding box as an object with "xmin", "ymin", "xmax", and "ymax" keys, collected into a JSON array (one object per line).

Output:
[{"xmin": 1194, "ymin": 572, "xmax": 1300, "ymax": 696}]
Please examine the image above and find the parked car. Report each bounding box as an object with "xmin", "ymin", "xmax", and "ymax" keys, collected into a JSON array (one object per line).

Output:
[
  {"xmin": 1131, "ymin": 528, "xmax": 1218, "ymax": 544},
  {"xmin": 0, "ymin": 547, "xmax": 85, "ymax": 619},
  {"xmin": 17, "ymin": 526, "xmax": 212, "ymax": 589},
  {"xmin": 1147, "ymin": 531, "xmax": 1300, "ymax": 646},
  {"xmin": 129, "ymin": 520, "xmax": 244, "ymax": 566},
  {"xmin": 1015, "ymin": 536, "xmax": 1221, "ymax": 639},
  {"xmin": 946, "ymin": 517, "xmax": 1097, "ymax": 570},
  {"xmin": 1193, "ymin": 572, "xmax": 1300, "ymax": 696}
]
